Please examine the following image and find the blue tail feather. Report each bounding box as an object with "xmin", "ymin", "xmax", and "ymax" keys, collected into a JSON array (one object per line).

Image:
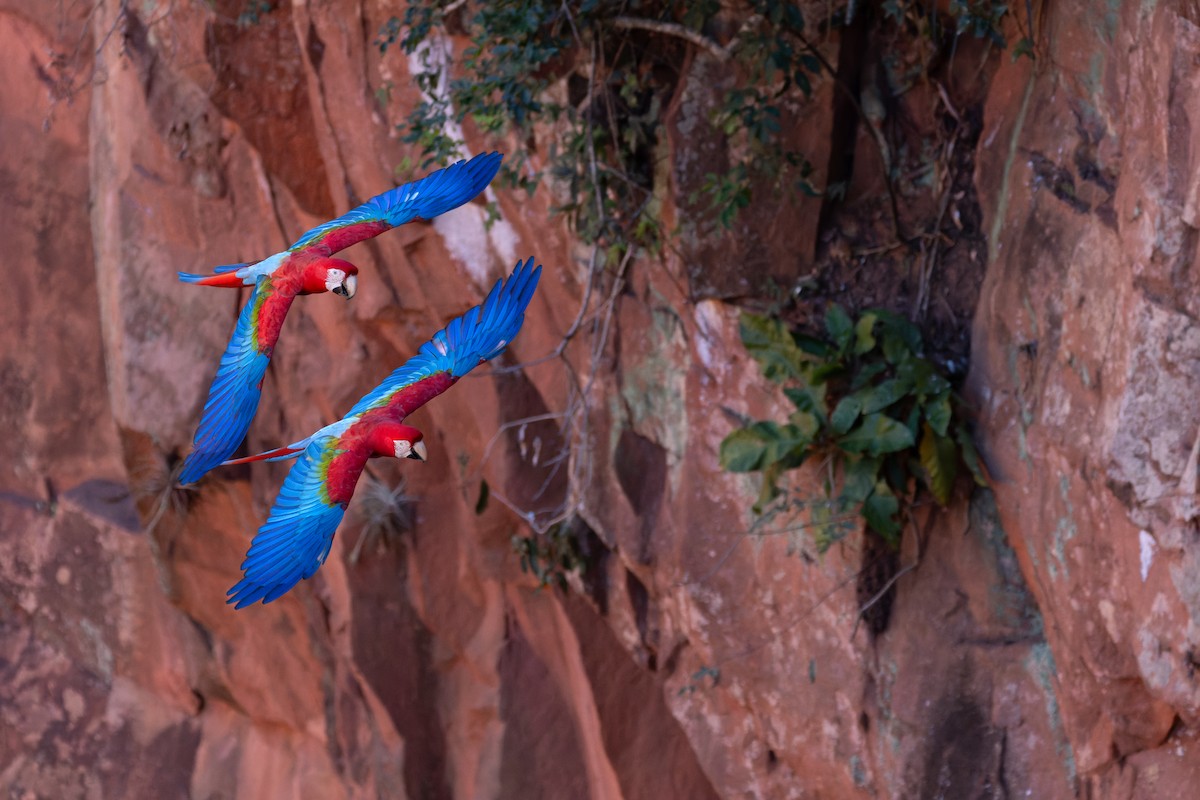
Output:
[{"xmin": 178, "ymin": 262, "xmax": 248, "ymax": 284}]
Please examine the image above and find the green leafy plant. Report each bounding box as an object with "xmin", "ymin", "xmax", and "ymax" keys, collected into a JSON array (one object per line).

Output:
[
  {"xmin": 881, "ymin": 0, "xmax": 1013, "ymax": 48},
  {"xmin": 720, "ymin": 307, "xmax": 986, "ymax": 549},
  {"xmin": 379, "ymin": 0, "xmax": 827, "ymax": 253},
  {"xmin": 383, "ymin": 0, "xmax": 657, "ymax": 255},
  {"xmin": 513, "ymin": 521, "xmax": 583, "ymax": 590},
  {"xmin": 237, "ymin": 0, "xmax": 274, "ymax": 27},
  {"xmin": 948, "ymin": 0, "xmax": 1009, "ymax": 47}
]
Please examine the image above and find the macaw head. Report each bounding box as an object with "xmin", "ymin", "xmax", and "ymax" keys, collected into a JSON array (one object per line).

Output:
[
  {"xmin": 369, "ymin": 422, "xmax": 427, "ymax": 462},
  {"xmin": 302, "ymin": 257, "xmax": 359, "ymax": 298}
]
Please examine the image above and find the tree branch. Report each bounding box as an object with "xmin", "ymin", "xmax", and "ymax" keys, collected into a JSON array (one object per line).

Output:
[{"xmin": 611, "ymin": 16, "xmax": 730, "ymax": 62}]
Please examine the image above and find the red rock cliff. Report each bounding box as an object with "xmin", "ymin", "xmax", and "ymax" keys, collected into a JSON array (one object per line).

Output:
[{"xmin": 2, "ymin": 1, "xmax": 1199, "ymax": 798}]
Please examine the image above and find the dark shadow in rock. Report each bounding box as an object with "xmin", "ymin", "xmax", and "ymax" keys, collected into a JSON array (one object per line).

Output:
[
  {"xmin": 614, "ymin": 428, "xmax": 666, "ymax": 564},
  {"xmin": 62, "ymin": 479, "xmax": 141, "ymax": 533},
  {"xmin": 498, "ymin": 613, "xmax": 590, "ymax": 800}
]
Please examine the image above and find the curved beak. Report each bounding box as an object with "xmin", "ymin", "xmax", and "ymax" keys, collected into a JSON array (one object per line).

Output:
[
  {"xmin": 407, "ymin": 440, "xmax": 427, "ymax": 462},
  {"xmin": 334, "ymin": 274, "xmax": 357, "ymax": 299}
]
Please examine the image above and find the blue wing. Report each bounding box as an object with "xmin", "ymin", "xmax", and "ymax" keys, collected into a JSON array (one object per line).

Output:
[
  {"xmin": 346, "ymin": 256, "xmax": 542, "ymax": 419},
  {"xmin": 287, "ymin": 152, "xmax": 504, "ymax": 255},
  {"xmin": 178, "ymin": 280, "xmax": 275, "ymax": 485},
  {"xmin": 226, "ymin": 434, "xmax": 348, "ymax": 608}
]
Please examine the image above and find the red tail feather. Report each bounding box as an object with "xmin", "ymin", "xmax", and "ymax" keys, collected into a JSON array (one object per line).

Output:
[
  {"xmin": 222, "ymin": 445, "xmax": 304, "ymax": 466},
  {"xmin": 191, "ymin": 272, "xmax": 246, "ymax": 288}
]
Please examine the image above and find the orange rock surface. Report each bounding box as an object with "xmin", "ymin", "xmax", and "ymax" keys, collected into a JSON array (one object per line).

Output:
[{"xmin": 3, "ymin": 1, "xmax": 1200, "ymax": 798}]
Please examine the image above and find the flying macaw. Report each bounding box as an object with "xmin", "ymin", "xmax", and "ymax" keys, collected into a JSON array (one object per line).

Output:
[
  {"xmin": 176, "ymin": 151, "xmax": 504, "ymax": 485},
  {"xmin": 222, "ymin": 256, "xmax": 542, "ymax": 608}
]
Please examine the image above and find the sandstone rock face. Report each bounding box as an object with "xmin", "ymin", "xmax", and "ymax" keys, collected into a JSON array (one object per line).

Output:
[
  {"xmin": 2, "ymin": 0, "xmax": 1199, "ymax": 798},
  {"xmin": 968, "ymin": 1, "xmax": 1200, "ymax": 792}
]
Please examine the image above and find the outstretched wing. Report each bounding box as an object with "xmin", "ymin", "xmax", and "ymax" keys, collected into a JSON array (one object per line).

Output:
[
  {"xmin": 346, "ymin": 256, "xmax": 542, "ymax": 420},
  {"xmin": 226, "ymin": 428, "xmax": 355, "ymax": 608},
  {"xmin": 225, "ymin": 258, "xmax": 541, "ymax": 607},
  {"xmin": 178, "ymin": 278, "xmax": 294, "ymax": 484},
  {"xmin": 288, "ymin": 152, "xmax": 503, "ymax": 256}
]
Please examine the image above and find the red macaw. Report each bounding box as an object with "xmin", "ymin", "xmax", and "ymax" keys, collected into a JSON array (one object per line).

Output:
[
  {"xmin": 176, "ymin": 152, "xmax": 504, "ymax": 485},
  {"xmin": 222, "ymin": 257, "xmax": 542, "ymax": 608}
]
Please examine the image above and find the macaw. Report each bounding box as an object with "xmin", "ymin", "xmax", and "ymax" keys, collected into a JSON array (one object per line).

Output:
[
  {"xmin": 222, "ymin": 256, "xmax": 542, "ymax": 608},
  {"xmin": 175, "ymin": 151, "xmax": 504, "ymax": 485}
]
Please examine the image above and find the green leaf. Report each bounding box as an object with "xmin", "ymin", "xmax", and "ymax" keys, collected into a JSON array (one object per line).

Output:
[
  {"xmin": 795, "ymin": 70, "xmax": 811, "ymax": 96},
  {"xmin": 723, "ymin": 418, "xmax": 818, "ymax": 475},
  {"xmin": 904, "ymin": 403, "xmax": 922, "ymax": 438},
  {"xmin": 831, "ymin": 395, "xmax": 862, "ymax": 435},
  {"xmin": 955, "ymin": 423, "xmax": 989, "ymax": 487},
  {"xmin": 754, "ymin": 462, "xmax": 784, "ymax": 512},
  {"xmin": 919, "ymin": 422, "xmax": 958, "ymax": 505},
  {"xmin": 842, "ymin": 457, "xmax": 881, "ymax": 503},
  {"xmin": 897, "ymin": 356, "xmax": 951, "ymax": 398},
  {"xmin": 720, "ymin": 428, "xmax": 769, "ymax": 472},
  {"xmin": 875, "ymin": 310, "xmax": 923, "ymax": 351},
  {"xmin": 1012, "ymin": 36, "xmax": 1035, "ymax": 61},
  {"xmin": 838, "ymin": 414, "xmax": 915, "ymax": 456},
  {"xmin": 875, "ymin": 312, "xmax": 922, "ymax": 364},
  {"xmin": 850, "ymin": 361, "xmax": 889, "ymax": 390},
  {"xmin": 862, "ymin": 482, "xmax": 902, "ymax": 540},
  {"xmin": 797, "ymin": 179, "xmax": 821, "ymax": 197},
  {"xmin": 811, "ymin": 500, "xmax": 854, "ymax": 551},
  {"xmin": 784, "ymin": 384, "xmax": 828, "ymax": 425},
  {"xmin": 794, "ymin": 333, "xmax": 833, "ymax": 358},
  {"xmin": 749, "ymin": 420, "xmax": 815, "ymax": 468},
  {"xmin": 925, "ymin": 391, "xmax": 952, "ymax": 436},
  {"xmin": 805, "ymin": 360, "xmax": 845, "ymax": 385},
  {"xmin": 788, "ymin": 410, "xmax": 821, "ymax": 440},
  {"xmin": 921, "ymin": 370, "xmax": 951, "ymax": 398},
  {"xmin": 824, "ymin": 304, "xmax": 854, "ymax": 354},
  {"xmin": 856, "ymin": 378, "xmax": 911, "ymax": 414},
  {"xmin": 882, "ymin": 332, "xmax": 913, "ymax": 365},
  {"xmin": 740, "ymin": 313, "xmax": 806, "ymax": 382},
  {"xmin": 854, "ymin": 312, "xmax": 878, "ymax": 355}
]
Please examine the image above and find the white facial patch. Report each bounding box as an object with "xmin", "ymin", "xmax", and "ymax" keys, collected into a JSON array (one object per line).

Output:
[
  {"xmin": 393, "ymin": 439, "xmax": 427, "ymax": 461},
  {"xmin": 324, "ymin": 268, "xmax": 347, "ymax": 293}
]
